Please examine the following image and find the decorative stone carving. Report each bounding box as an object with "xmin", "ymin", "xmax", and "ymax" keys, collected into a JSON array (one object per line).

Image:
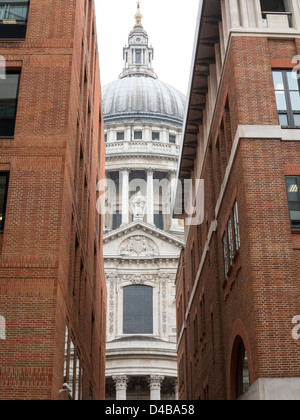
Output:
[
  {"xmin": 113, "ymin": 375, "xmax": 129, "ymax": 391},
  {"xmin": 106, "ymin": 272, "xmax": 118, "ymax": 336},
  {"xmin": 120, "ymin": 273, "xmax": 156, "ymax": 285},
  {"xmin": 119, "ymin": 236, "xmax": 158, "ymax": 257},
  {"xmin": 148, "ymin": 375, "xmax": 165, "ymax": 390}
]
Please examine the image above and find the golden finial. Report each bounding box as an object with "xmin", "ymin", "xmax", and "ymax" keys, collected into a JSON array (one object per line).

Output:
[{"xmin": 134, "ymin": 1, "xmax": 143, "ymax": 28}]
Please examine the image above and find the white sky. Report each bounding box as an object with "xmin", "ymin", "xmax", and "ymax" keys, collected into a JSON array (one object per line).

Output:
[{"xmin": 95, "ymin": 0, "xmax": 200, "ymax": 96}]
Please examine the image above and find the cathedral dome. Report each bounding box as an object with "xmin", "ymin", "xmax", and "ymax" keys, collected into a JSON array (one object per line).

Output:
[{"xmin": 102, "ymin": 76, "xmax": 186, "ymax": 126}]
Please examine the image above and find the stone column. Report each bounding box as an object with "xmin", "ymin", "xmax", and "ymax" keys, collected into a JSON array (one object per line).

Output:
[
  {"xmin": 169, "ymin": 170, "xmax": 180, "ymax": 231},
  {"xmin": 239, "ymin": 0, "xmax": 250, "ymax": 28},
  {"xmin": 146, "ymin": 168, "xmax": 155, "ymax": 225},
  {"xmin": 174, "ymin": 379, "xmax": 179, "ymax": 401},
  {"xmin": 121, "ymin": 169, "xmax": 130, "ymax": 226},
  {"xmin": 229, "ymin": 0, "xmax": 240, "ymax": 28},
  {"xmin": 113, "ymin": 375, "xmax": 129, "ymax": 401},
  {"xmin": 149, "ymin": 375, "xmax": 165, "ymax": 400}
]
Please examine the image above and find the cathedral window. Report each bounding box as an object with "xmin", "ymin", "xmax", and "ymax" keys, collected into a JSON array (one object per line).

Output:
[
  {"xmin": 123, "ymin": 285, "xmax": 153, "ymax": 334},
  {"xmin": 169, "ymin": 135, "xmax": 176, "ymax": 144},
  {"xmin": 135, "ymin": 49, "xmax": 142, "ymax": 64},
  {"xmin": 152, "ymin": 131, "xmax": 160, "ymax": 141},
  {"xmin": 134, "ymin": 130, "xmax": 143, "ymax": 140},
  {"xmin": 117, "ymin": 131, "xmax": 125, "ymax": 141}
]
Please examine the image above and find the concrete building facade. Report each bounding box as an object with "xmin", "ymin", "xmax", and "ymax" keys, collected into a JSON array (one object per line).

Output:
[
  {"xmin": 0, "ymin": 0, "xmax": 106, "ymax": 400},
  {"xmin": 175, "ymin": 0, "xmax": 300, "ymax": 401}
]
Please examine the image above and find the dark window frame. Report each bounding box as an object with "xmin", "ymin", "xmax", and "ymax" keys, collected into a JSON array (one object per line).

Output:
[
  {"xmin": 133, "ymin": 130, "xmax": 143, "ymax": 140},
  {"xmin": 0, "ymin": 0, "xmax": 30, "ymax": 40},
  {"xmin": 169, "ymin": 134, "xmax": 176, "ymax": 144},
  {"xmin": 0, "ymin": 69, "xmax": 21, "ymax": 138},
  {"xmin": 116, "ymin": 131, "xmax": 125, "ymax": 141},
  {"xmin": 0, "ymin": 171, "xmax": 9, "ymax": 232},
  {"xmin": 152, "ymin": 131, "xmax": 160, "ymax": 141},
  {"xmin": 260, "ymin": 0, "xmax": 285, "ymax": 13},
  {"xmin": 272, "ymin": 69, "xmax": 300, "ymax": 129},
  {"xmin": 222, "ymin": 233, "xmax": 228, "ymax": 279},
  {"xmin": 285, "ymin": 176, "xmax": 300, "ymax": 229}
]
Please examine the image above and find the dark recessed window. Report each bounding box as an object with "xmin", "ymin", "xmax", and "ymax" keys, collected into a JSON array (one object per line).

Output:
[
  {"xmin": 0, "ymin": 1, "xmax": 30, "ymax": 40},
  {"xmin": 272, "ymin": 70, "xmax": 300, "ymax": 128},
  {"xmin": 232, "ymin": 201, "xmax": 241, "ymax": 251},
  {"xmin": 260, "ymin": 0, "xmax": 285, "ymax": 12},
  {"xmin": 152, "ymin": 132, "xmax": 160, "ymax": 141},
  {"xmin": 134, "ymin": 131, "xmax": 142, "ymax": 140},
  {"xmin": 222, "ymin": 233, "xmax": 228, "ymax": 279},
  {"xmin": 112, "ymin": 210, "xmax": 122, "ymax": 230},
  {"xmin": 227, "ymin": 218, "xmax": 234, "ymax": 266},
  {"xmin": 123, "ymin": 285, "xmax": 153, "ymax": 334},
  {"xmin": 169, "ymin": 135, "xmax": 176, "ymax": 144},
  {"xmin": 0, "ymin": 70, "xmax": 21, "ymax": 137},
  {"xmin": 135, "ymin": 50, "xmax": 142, "ymax": 64},
  {"xmin": 154, "ymin": 210, "xmax": 163, "ymax": 230},
  {"xmin": 0, "ymin": 172, "xmax": 9, "ymax": 232},
  {"xmin": 285, "ymin": 176, "xmax": 300, "ymax": 229},
  {"xmin": 117, "ymin": 131, "xmax": 125, "ymax": 141}
]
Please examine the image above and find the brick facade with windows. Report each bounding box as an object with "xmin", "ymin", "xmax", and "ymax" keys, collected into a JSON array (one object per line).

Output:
[
  {"xmin": 175, "ymin": 0, "xmax": 300, "ymax": 400},
  {"xmin": 0, "ymin": 0, "xmax": 106, "ymax": 400}
]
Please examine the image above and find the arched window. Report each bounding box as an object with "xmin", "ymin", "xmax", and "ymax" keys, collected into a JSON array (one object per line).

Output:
[
  {"xmin": 235, "ymin": 340, "xmax": 250, "ymax": 399},
  {"xmin": 0, "ymin": 315, "xmax": 6, "ymax": 340},
  {"xmin": 123, "ymin": 285, "xmax": 153, "ymax": 334}
]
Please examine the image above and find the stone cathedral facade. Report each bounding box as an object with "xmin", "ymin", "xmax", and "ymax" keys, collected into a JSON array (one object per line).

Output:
[{"xmin": 102, "ymin": 4, "xmax": 185, "ymax": 400}]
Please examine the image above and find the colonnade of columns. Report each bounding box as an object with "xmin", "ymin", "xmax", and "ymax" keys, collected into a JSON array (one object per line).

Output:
[
  {"xmin": 112, "ymin": 375, "xmax": 178, "ymax": 401},
  {"xmin": 120, "ymin": 168, "xmax": 177, "ymax": 227}
]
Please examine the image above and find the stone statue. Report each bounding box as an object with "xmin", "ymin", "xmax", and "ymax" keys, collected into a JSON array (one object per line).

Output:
[{"xmin": 130, "ymin": 190, "xmax": 147, "ymax": 221}]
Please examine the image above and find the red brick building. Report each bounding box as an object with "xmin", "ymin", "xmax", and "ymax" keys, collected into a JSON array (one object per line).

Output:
[
  {"xmin": 0, "ymin": 0, "xmax": 106, "ymax": 400},
  {"xmin": 175, "ymin": 0, "xmax": 300, "ymax": 400}
]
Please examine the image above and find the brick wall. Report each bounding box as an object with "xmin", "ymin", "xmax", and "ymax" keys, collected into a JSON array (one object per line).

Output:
[
  {"xmin": 0, "ymin": 0, "xmax": 106, "ymax": 400},
  {"xmin": 177, "ymin": 35, "xmax": 300, "ymax": 400}
]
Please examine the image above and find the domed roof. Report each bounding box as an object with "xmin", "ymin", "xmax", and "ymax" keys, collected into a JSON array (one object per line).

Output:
[{"xmin": 102, "ymin": 76, "xmax": 186, "ymax": 126}]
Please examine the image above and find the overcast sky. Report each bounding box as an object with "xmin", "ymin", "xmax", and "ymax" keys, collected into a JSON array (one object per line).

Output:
[{"xmin": 95, "ymin": 0, "xmax": 200, "ymax": 96}]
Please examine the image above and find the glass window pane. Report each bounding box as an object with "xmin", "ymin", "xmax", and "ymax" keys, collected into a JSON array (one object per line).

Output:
[
  {"xmin": 290, "ymin": 205, "xmax": 300, "ymax": 227},
  {"xmin": 136, "ymin": 50, "xmax": 141, "ymax": 64},
  {"xmin": 293, "ymin": 114, "xmax": 300, "ymax": 127},
  {"xmin": 0, "ymin": 1, "xmax": 29, "ymax": 20},
  {"xmin": 278, "ymin": 114, "xmax": 288, "ymax": 126},
  {"xmin": 152, "ymin": 132, "xmax": 159, "ymax": 141},
  {"xmin": 169, "ymin": 135, "xmax": 176, "ymax": 144},
  {"xmin": 69, "ymin": 339, "xmax": 75, "ymax": 395},
  {"xmin": 117, "ymin": 132, "xmax": 124, "ymax": 141},
  {"xmin": 275, "ymin": 91, "xmax": 287, "ymax": 111},
  {"xmin": 134, "ymin": 131, "xmax": 142, "ymax": 140},
  {"xmin": 123, "ymin": 285, "xmax": 153, "ymax": 334},
  {"xmin": 287, "ymin": 71, "xmax": 299, "ymax": 91},
  {"xmin": 0, "ymin": 73, "xmax": 20, "ymax": 119},
  {"xmin": 289, "ymin": 91, "xmax": 300, "ymax": 111},
  {"xmin": 286, "ymin": 178, "xmax": 299, "ymax": 201},
  {"xmin": 272, "ymin": 71, "xmax": 284, "ymax": 91}
]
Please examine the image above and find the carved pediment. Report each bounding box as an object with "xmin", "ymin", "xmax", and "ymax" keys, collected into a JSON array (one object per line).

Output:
[{"xmin": 119, "ymin": 236, "xmax": 159, "ymax": 257}]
